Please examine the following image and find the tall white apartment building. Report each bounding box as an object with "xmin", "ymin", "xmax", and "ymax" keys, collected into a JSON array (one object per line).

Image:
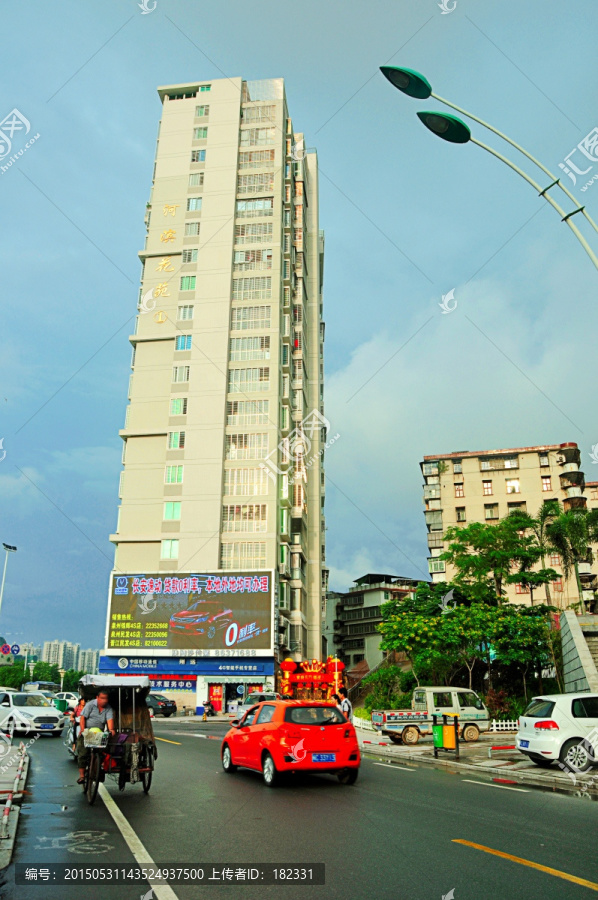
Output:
[
  {"xmin": 42, "ymin": 640, "xmax": 80, "ymax": 670},
  {"xmin": 108, "ymin": 77, "xmax": 326, "ymax": 673}
]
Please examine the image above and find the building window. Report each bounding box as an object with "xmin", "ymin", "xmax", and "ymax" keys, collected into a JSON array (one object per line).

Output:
[
  {"xmin": 195, "ymin": 105, "xmax": 209, "ymax": 117},
  {"xmin": 454, "ymin": 483, "xmax": 464, "ymax": 498},
  {"xmin": 515, "ymin": 583, "xmax": 530, "ymax": 594},
  {"xmin": 193, "ymin": 127, "xmax": 208, "ymax": 140},
  {"xmin": 225, "ymin": 433, "xmax": 269, "ymax": 460},
  {"xmin": 161, "ymin": 539, "xmax": 179, "ymax": 559},
  {"xmin": 429, "ymin": 559, "xmax": 446, "ymax": 574},
  {"xmin": 456, "ymin": 507, "xmax": 466, "ymax": 522},
  {"xmin": 222, "ymin": 504, "xmax": 267, "ymax": 533},
  {"xmin": 235, "ymin": 197, "xmax": 274, "ymax": 217},
  {"xmin": 182, "ymin": 249, "xmax": 198, "ymax": 263},
  {"xmin": 453, "ymin": 460, "xmax": 462, "ymax": 474},
  {"xmin": 199, "ymin": 84, "xmax": 211, "ymax": 92},
  {"xmin": 230, "ymin": 305, "xmax": 271, "ymax": 330},
  {"xmin": 184, "ymin": 222, "xmax": 201, "ymax": 236},
  {"xmin": 165, "ymin": 465, "xmax": 183, "ymax": 484},
  {"xmin": 239, "ymin": 149, "xmax": 276, "ymax": 168},
  {"xmin": 240, "ymin": 127, "xmax": 276, "ymax": 146},
  {"xmin": 188, "ymin": 174, "xmax": 204, "ymax": 188},
  {"xmin": 506, "ymin": 479, "xmax": 520, "ymax": 494},
  {"xmin": 187, "ymin": 197, "xmax": 202, "ymax": 211},
  {"xmin": 235, "ymin": 222, "xmax": 273, "ymax": 243},
  {"xmin": 550, "ymin": 554, "xmax": 560, "ymax": 566},
  {"xmin": 177, "ymin": 305, "xmax": 194, "ymax": 320},
  {"xmin": 191, "ymin": 150, "xmax": 206, "ymax": 163},
  {"xmin": 233, "ymin": 248, "xmax": 273, "ymax": 271},
  {"xmin": 175, "ymin": 335, "xmax": 192, "ymax": 351},
  {"xmin": 170, "ymin": 398, "xmax": 188, "ymax": 416},
  {"xmin": 508, "ymin": 501, "xmax": 526, "ymax": 512},
  {"xmin": 180, "ymin": 276, "xmax": 196, "ymax": 291},
  {"xmin": 172, "ymin": 366, "xmax": 190, "ymax": 383},
  {"xmin": 484, "ymin": 504, "xmax": 499, "ymax": 520},
  {"xmin": 553, "ymin": 579, "xmax": 564, "ymax": 592},
  {"xmin": 164, "ymin": 501, "xmax": 181, "ymax": 520},
  {"xmin": 229, "ymin": 336, "xmax": 270, "ymax": 361},
  {"xmin": 223, "ymin": 467, "xmax": 269, "ymax": 496},
  {"xmin": 228, "ymin": 367, "xmax": 270, "ymax": 393},
  {"xmin": 482, "ymin": 480, "xmax": 493, "ymax": 495},
  {"xmin": 226, "ymin": 399, "xmax": 269, "ymax": 426},
  {"xmin": 542, "ymin": 476, "xmax": 552, "ymax": 492},
  {"xmin": 242, "ymin": 105, "xmax": 276, "ymax": 124},
  {"xmin": 168, "ymin": 432, "xmax": 185, "ymax": 449},
  {"xmin": 539, "ymin": 453, "xmax": 549, "ymax": 466},
  {"xmin": 232, "ymin": 277, "xmax": 271, "ymax": 300},
  {"xmin": 237, "ymin": 173, "xmax": 274, "ymax": 194},
  {"xmin": 220, "ymin": 542, "xmax": 266, "ymax": 569}
]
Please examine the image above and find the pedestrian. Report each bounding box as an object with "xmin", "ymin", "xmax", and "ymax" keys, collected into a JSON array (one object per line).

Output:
[
  {"xmin": 71, "ymin": 696, "xmax": 85, "ymax": 752},
  {"xmin": 331, "ymin": 693, "xmax": 342, "ymax": 713},
  {"xmin": 339, "ymin": 687, "xmax": 353, "ymax": 723}
]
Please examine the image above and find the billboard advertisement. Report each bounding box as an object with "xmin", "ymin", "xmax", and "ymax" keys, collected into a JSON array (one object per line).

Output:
[{"xmin": 105, "ymin": 571, "xmax": 274, "ymax": 657}]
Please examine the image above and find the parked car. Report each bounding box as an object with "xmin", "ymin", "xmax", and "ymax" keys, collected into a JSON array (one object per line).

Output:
[
  {"xmin": 168, "ymin": 600, "xmax": 233, "ymax": 637},
  {"xmin": 372, "ymin": 687, "xmax": 490, "ymax": 745},
  {"xmin": 234, "ymin": 691, "xmax": 281, "ymax": 719},
  {"xmin": 146, "ymin": 693, "xmax": 177, "ymax": 718},
  {"xmin": 221, "ymin": 700, "xmax": 360, "ymax": 787},
  {"xmin": 56, "ymin": 691, "xmax": 80, "ymax": 711},
  {"xmin": 516, "ymin": 693, "xmax": 598, "ymax": 770},
  {"xmin": 0, "ymin": 690, "xmax": 66, "ymax": 736}
]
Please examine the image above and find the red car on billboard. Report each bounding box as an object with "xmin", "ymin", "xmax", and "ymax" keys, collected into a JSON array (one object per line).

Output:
[
  {"xmin": 221, "ymin": 700, "xmax": 360, "ymax": 787},
  {"xmin": 168, "ymin": 600, "xmax": 232, "ymax": 638}
]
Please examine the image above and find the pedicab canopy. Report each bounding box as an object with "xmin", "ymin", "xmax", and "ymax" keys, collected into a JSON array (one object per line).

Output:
[{"xmin": 78, "ymin": 674, "xmax": 154, "ymax": 741}]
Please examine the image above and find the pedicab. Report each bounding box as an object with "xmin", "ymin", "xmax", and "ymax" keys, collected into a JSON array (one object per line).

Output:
[{"xmin": 79, "ymin": 675, "xmax": 157, "ymax": 805}]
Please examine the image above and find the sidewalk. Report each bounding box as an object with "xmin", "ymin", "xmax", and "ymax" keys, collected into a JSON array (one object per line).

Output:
[
  {"xmin": 355, "ymin": 725, "xmax": 596, "ymax": 798},
  {"xmin": 0, "ymin": 740, "xmax": 31, "ymax": 869}
]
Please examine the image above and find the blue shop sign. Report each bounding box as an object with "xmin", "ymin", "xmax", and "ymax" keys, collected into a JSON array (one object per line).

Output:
[{"xmin": 100, "ymin": 655, "xmax": 274, "ymax": 676}]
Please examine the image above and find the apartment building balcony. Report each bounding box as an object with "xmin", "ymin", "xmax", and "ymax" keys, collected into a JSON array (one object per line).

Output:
[
  {"xmin": 556, "ymin": 444, "xmax": 581, "ymax": 467},
  {"xmin": 423, "ymin": 485, "xmax": 441, "ymax": 501},
  {"xmin": 564, "ymin": 495, "xmax": 587, "ymax": 511},
  {"xmin": 560, "ymin": 470, "xmax": 585, "ymax": 491},
  {"xmin": 427, "ymin": 533, "xmax": 445, "ymax": 550},
  {"xmin": 425, "ymin": 510, "xmax": 443, "ymax": 530}
]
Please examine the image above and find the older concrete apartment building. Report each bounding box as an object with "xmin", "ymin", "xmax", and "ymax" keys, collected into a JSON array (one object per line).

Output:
[
  {"xmin": 109, "ymin": 77, "xmax": 326, "ymax": 665},
  {"xmin": 421, "ymin": 442, "xmax": 593, "ymax": 608}
]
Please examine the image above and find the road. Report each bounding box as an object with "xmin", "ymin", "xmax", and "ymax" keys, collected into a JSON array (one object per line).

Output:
[{"xmin": 3, "ymin": 720, "xmax": 598, "ymax": 899}]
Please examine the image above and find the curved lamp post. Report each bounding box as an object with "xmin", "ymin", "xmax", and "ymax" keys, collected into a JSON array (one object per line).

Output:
[
  {"xmin": 415, "ymin": 110, "xmax": 598, "ymax": 272},
  {"xmin": 0, "ymin": 544, "xmax": 17, "ymax": 627},
  {"xmin": 380, "ymin": 65, "xmax": 598, "ymax": 240}
]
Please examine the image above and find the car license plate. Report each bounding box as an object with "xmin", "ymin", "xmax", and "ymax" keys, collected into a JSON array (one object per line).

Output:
[
  {"xmin": 519, "ymin": 740, "xmax": 529, "ymax": 748},
  {"xmin": 312, "ymin": 753, "xmax": 335, "ymax": 763},
  {"xmin": 39, "ymin": 724, "xmax": 54, "ymax": 729}
]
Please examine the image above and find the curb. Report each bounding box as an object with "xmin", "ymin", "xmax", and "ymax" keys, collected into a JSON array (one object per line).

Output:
[
  {"xmin": 358, "ymin": 736, "xmax": 598, "ymax": 797},
  {"xmin": 0, "ymin": 743, "xmax": 31, "ymax": 869}
]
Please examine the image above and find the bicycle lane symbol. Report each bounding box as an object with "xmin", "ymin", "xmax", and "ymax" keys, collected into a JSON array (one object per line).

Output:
[{"xmin": 34, "ymin": 831, "xmax": 115, "ymax": 854}]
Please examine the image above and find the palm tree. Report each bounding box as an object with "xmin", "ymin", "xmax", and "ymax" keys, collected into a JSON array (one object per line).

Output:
[
  {"xmin": 524, "ymin": 501, "xmax": 560, "ymax": 603},
  {"xmin": 546, "ymin": 508, "xmax": 598, "ymax": 613}
]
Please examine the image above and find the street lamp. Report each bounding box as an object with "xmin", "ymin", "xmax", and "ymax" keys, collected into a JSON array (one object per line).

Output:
[
  {"xmin": 59, "ymin": 668, "xmax": 66, "ymax": 691},
  {"xmin": 380, "ymin": 65, "xmax": 598, "ymax": 239},
  {"xmin": 0, "ymin": 544, "xmax": 17, "ymax": 626},
  {"xmin": 414, "ymin": 110, "xmax": 598, "ymax": 272}
]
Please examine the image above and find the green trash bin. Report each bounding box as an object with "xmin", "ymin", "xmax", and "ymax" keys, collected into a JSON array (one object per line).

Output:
[
  {"xmin": 53, "ymin": 698, "xmax": 68, "ymax": 713},
  {"xmin": 432, "ymin": 724, "xmax": 444, "ymax": 748}
]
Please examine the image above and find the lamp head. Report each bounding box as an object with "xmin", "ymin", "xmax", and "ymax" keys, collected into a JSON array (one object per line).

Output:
[
  {"xmin": 416, "ymin": 111, "xmax": 471, "ymax": 144},
  {"xmin": 380, "ymin": 66, "xmax": 432, "ymax": 99}
]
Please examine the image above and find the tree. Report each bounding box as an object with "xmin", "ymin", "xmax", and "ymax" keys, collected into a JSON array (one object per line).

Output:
[
  {"xmin": 515, "ymin": 502, "xmax": 560, "ymax": 603},
  {"xmin": 492, "ymin": 606, "xmax": 551, "ymax": 701},
  {"xmin": 441, "ymin": 517, "xmax": 545, "ymax": 602},
  {"xmin": 30, "ymin": 662, "xmax": 61, "ymax": 685},
  {"xmin": 63, "ymin": 670, "xmax": 85, "ymax": 692},
  {"xmin": 546, "ymin": 508, "xmax": 598, "ymax": 613}
]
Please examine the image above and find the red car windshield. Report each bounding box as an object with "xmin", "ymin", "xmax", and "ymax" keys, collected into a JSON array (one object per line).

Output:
[{"xmin": 284, "ymin": 707, "xmax": 346, "ymax": 726}]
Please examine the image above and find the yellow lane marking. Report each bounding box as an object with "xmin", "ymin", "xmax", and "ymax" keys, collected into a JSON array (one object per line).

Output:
[
  {"xmin": 155, "ymin": 736, "xmax": 181, "ymax": 745},
  {"xmin": 453, "ymin": 840, "xmax": 598, "ymax": 892}
]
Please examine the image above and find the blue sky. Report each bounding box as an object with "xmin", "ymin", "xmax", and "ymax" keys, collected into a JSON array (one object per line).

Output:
[{"xmin": 2, "ymin": 0, "xmax": 598, "ymax": 647}]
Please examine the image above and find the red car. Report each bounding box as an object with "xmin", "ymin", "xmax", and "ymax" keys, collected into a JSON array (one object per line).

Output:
[
  {"xmin": 168, "ymin": 600, "xmax": 232, "ymax": 637},
  {"xmin": 221, "ymin": 700, "xmax": 360, "ymax": 787}
]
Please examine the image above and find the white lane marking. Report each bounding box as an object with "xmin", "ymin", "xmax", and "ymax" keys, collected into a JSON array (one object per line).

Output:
[
  {"xmin": 373, "ymin": 763, "xmax": 415, "ymax": 772},
  {"xmin": 98, "ymin": 784, "xmax": 179, "ymax": 900},
  {"xmin": 462, "ymin": 779, "xmax": 529, "ymax": 793}
]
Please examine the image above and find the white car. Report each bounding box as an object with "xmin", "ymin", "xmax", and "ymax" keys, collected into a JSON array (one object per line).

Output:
[
  {"xmin": 0, "ymin": 690, "xmax": 66, "ymax": 736},
  {"xmin": 516, "ymin": 693, "xmax": 598, "ymax": 771},
  {"xmin": 56, "ymin": 691, "xmax": 80, "ymax": 711}
]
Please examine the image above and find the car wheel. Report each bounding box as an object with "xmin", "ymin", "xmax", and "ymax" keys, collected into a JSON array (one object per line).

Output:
[
  {"xmin": 560, "ymin": 738, "xmax": 595, "ymax": 774},
  {"xmin": 402, "ymin": 726, "xmax": 419, "ymax": 745},
  {"xmin": 389, "ymin": 734, "xmax": 402, "ymax": 745},
  {"xmin": 163, "ymin": 712, "xmax": 172, "ymax": 718},
  {"xmin": 337, "ymin": 768, "xmax": 358, "ymax": 785},
  {"xmin": 222, "ymin": 744, "xmax": 237, "ymax": 773},
  {"xmin": 462, "ymin": 724, "xmax": 479, "ymax": 743},
  {"xmin": 262, "ymin": 752, "xmax": 279, "ymax": 787},
  {"xmin": 51, "ymin": 731, "xmax": 62, "ymax": 738}
]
